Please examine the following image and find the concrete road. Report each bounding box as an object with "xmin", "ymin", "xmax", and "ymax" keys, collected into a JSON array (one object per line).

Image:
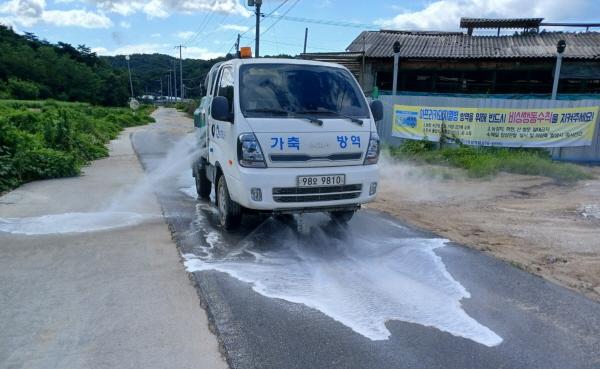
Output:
[
  {"xmin": 132, "ymin": 108, "xmax": 600, "ymax": 369},
  {"xmin": 0, "ymin": 123, "xmax": 226, "ymax": 369}
]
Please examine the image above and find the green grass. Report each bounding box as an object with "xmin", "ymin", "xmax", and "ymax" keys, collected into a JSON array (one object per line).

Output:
[
  {"xmin": 175, "ymin": 100, "xmax": 199, "ymax": 117},
  {"xmin": 388, "ymin": 139, "xmax": 594, "ymax": 183},
  {"xmin": 0, "ymin": 99, "xmax": 156, "ymax": 193}
]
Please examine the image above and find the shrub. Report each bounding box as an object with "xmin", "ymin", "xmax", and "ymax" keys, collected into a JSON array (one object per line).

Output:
[
  {"xmin": 389, "ymin": 140, "xmax": 593, "ymax": 183},
  {"xmin": 0, "ymin": 100, "xmax": 156, "ymax": 192},
  {"xmin": 7, "ymin": 78, "xmax": 40, "ymax": 100},
  {"xmin": 13, "ymin": 147, "xmax": 79, "ymax": 181}
]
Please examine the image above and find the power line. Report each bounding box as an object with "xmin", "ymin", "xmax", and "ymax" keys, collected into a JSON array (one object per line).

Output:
[
  {"xmin": 260, "ymin": 0, "xmax": 300, "ymax": 36},
  {"xmin": 240, "ymin": 0, "xmax": 291, "ymax": 37},
  {"xmin": 239, "ymin": 35, "xmax": 333, "ymax": 52},
  {"xmin": 184, "ymin": 10, "xmax": 218, "ymax": 46},
  {"xmin": 186, "ymin": 13, "xmax": 231, "ymax": 47},
  {"xmin": 267, "ymin": 15, "xmax": 379, "ymax": 30}
]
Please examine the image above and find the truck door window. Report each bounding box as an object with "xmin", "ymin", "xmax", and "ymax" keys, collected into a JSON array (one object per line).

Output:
[
  {"xmin": 218, "ymin": 67, "xmax": 234, "ymax": 114},
  {"xmin": 211, "ymin": 68, "xmax": 223, "ymax": 98}
]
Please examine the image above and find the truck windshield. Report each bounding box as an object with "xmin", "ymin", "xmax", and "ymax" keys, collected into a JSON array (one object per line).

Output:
[{"xmin": 239, "ymin": 64, "xmax": 369, "ymax": 119}]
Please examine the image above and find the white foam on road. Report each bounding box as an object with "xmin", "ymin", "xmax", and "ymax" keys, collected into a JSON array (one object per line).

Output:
[
  {"xmin": 0, "ymin": 211, "xmax": 156, "ymax": 235},
  {"xmin": 0, "ymin": 134, "xmax": 199, "ymax": 236},
  {"xmin": 178, "ymin": 169, "xmax": 198, "ymax": 199},
  {"xmin": 580, "ymin": 204, "xmax": 600, "ymax": 219},
  {"xmin": 184, "ymin": 221, "xmax": 503, "ymax": 347}
]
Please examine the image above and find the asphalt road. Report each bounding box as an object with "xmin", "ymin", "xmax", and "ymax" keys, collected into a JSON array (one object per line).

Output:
[{"xmin": 133, "ymin": 108, "xmax": 600, "ymax": 369}]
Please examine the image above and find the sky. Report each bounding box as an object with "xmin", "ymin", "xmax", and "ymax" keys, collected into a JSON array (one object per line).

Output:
[{"xmin": 0, "ymin": 0, "xmax": 599, "ymax": 60}]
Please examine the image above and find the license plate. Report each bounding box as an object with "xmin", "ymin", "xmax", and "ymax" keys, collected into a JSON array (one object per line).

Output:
[{"xmin": 297, "ymin": 174, "xmax": 345, "ymax": 187}]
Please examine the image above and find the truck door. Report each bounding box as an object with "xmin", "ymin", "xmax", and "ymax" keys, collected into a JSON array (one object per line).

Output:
[
  {"xmin": 209, "ymin": 66, "xmax": 236, "ymax": 170},
  {"xmin": 206, "ymin": 66, "xmax": 223, "ymax": 164}
]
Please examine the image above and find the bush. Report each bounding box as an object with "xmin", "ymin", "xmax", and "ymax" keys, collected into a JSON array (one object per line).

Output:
[
  {"xmin": 7, "ymin": 78, "xmax": 40, "ymax": 100},
  {"xmin": 388, "ymin": 140, "xmax": 593, "ymax": 183},
  {"xmin": 13, "ymin": 147, "xmax": 79, "ymax": 180},
  {"xmin": 175, "ymin": 100, "xmax": 199, "ymax": 117},
  {"xmin": 0, "ymin": 99, "xmax": 156, "ymax": 193}
]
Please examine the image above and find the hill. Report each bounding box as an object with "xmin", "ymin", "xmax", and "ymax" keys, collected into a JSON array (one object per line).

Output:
[
  {"xmin": 102, "ymin": 54, "xmax": 226, "ymax": 99},
  {"xmin": 0, "ymin": 25, "xmax": 130, "ymax": 106}
]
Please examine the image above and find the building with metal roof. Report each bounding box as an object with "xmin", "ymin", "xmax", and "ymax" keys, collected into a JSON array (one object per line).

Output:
[
  {"xmin": 301, "ymin": 20, "xmax": 600, "ymax": 96},
  {"xmin": 346, "ymin": 30, "xmax": 600, "ymax": 60}
]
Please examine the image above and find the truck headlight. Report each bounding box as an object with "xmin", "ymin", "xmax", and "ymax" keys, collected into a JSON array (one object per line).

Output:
[
  {"xmin": 364, "ymin": 132, "xmax": 380, "ymax": 165},
  {"xmin": 238, "ymin": 133, "xmax": 266, "ymax": 168}
]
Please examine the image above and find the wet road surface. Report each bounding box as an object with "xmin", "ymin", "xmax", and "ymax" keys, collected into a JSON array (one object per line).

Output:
[{"xmin": 132, "ymin": 115, "xmax": 600, "ymax": 369}]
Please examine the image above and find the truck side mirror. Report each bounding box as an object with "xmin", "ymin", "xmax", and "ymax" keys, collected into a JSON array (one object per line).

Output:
[
  {"xmin": 211, "ymin": 96, "xmax": 232, "ymax": 122},
  {"xmin": 370, "ymin": 100, "xmax": 383, "ymax": 122}
]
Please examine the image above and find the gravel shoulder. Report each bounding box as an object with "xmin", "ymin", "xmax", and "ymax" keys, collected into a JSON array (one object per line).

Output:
[{"xmin": 368, "ymin": 157, "xmax": 600, "ymax": 302}]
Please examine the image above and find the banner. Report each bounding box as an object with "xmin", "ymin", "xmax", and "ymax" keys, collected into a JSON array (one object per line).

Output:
[{"xmin": 393, "ymin": 104, "xmax": 599, "ymax": 147}]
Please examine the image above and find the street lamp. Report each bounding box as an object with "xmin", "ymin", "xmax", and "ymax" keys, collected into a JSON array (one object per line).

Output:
[
  {"xmin": 392, "ymin": 41, "xmax": 401, "ymax": 95},
  {"xmin": 551, "ymin": 39, "xmax": 566, "ymax": 100},
  {"xmin": 125, "ymin": 55, "xmax": 134, "ymax": 98}
]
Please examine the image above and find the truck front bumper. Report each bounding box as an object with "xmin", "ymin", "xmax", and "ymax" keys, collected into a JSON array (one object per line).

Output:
[{"xmin": 225, "ymin": 164, "xmax": 379, "ymax": 211}]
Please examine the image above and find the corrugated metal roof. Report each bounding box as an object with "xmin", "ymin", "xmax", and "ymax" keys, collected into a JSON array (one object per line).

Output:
[
  {"xmin": 460, "ymin": 18, "xmax": 543, "ymax": 29},
  {"xmin": 346, "ymin": 31, "xmax": 600, "ymax": 60},
  {"xmin": 298, "ymin": 52, "xmax": 363, "ymax": 76}
]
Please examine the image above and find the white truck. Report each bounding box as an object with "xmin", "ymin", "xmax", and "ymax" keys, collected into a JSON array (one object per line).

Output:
[{"xmin": 193, "ymin": 53, "xmax": 383, "ymax": 230}]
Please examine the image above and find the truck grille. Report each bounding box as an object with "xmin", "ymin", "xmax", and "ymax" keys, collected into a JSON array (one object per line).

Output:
[
  {"xmin": 272, "ymin": 184, "xmax": 362, "ymax": 203},
  {"xmin": 270, "ymin": 153, "xmax": 362, "ymax": 162}
]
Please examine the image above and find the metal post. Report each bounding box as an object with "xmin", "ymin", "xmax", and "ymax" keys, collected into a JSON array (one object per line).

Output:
[
  {"xmin": 125, "ymin": 55, "xmax": 134, "ymax": 98},
  {"xmin": 360, "ymin": 34, "xmax": 365, "ymax": 87},
  {"xmin": 551, "ymin": 53, "xmax": 563, "ymax": 100},
  {"xmin": 255, "ymin": 0, "xmax": 262, "ymax": 57},
  {"xmin": 178, "ymin": 45, "xmax": 184, "ymax": 102},
  {"xmin": 303, "ymin": 27, "xmax": 308, "ymax": 54},
  {"xmin": 392, "ymin": 53, "xmax": 399, "ymax": 95},
  {"xmin": 172, "ymin": 62, "xmax": 177, "ymax": 101},
  {"xmin": 167, "ymin": 72, "xmax": 171, "ymax": 103}
]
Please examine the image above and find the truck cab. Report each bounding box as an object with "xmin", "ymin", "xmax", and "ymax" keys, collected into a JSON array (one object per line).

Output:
[{"xmin": 193, "ymin": 53, "xmax": 383, "ymax": 230}]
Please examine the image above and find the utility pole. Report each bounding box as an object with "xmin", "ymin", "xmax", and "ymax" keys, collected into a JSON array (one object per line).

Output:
[
  {"xmin": 236, "ymin": 33, "xmax": 241, "ymax": 55},
  {"xmin": 176, "ymin": 45, "xmax": 185, "ymax": 101},
  {"xmin": 303, "ymin": 27, "xmax": 308, "ymax": 54},
  {"xmin": 248, "ymin": 0, "xmax": 262, "ymax": 57},
  {"xmin": 125, "ymin": 55, "xmax": 134, "ymax": 98},
  {"xmin": 167, "ymin": 72, "xmax": 171, "ymax": 103},
  {"xmin": 392, "ymin": 41, "xmax": 401, "ymax": 95},
  {"xmin": 172, "ymin": 61, "xmax": 177, "ymax": 101},
  {"xmin": 552, "ymin": 40, "xmax": 567, "ymax": 100}
]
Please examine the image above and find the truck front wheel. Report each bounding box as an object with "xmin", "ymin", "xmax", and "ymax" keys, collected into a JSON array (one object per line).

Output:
[
  {"xmin": 194, "ymin": 160, "xmax": 211, "ymax": 199},
  {"xmin": 217, "ymin": 175, "xmax": 242, "ymax": 230}
]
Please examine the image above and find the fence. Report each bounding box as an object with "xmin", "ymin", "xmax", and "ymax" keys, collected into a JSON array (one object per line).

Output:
[{"xmin": 378, "ymin": 95, "xmax": 600, "ymax": 163}]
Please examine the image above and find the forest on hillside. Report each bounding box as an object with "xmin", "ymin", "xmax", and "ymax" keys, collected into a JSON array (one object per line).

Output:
[
  {"xmin": 0, "ymin": 25, "xmax": 131, "ymax": 106},
  {"xmin": 0, "ymin": 25, "xmax": 292, "ymax": 104},
  {"xmin": 103, "ymin": 54, "xmax": 226, "ymax": 99}
]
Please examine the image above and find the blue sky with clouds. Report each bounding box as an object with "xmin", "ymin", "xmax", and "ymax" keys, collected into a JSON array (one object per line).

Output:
[{"xmin": 1, "ymin": 0, "xmax": 598, "ymax": 59}]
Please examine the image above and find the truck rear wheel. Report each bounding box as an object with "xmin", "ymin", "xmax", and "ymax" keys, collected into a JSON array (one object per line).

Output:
[
  {"xmin": 329, "ymin": 210, "xmax": 355, "ymax": 223},
  {"xmin": 194, "ymin": 160, "xmax": 211, "ymax": 199},
  {"xmin": 217, "ymin": 175, "xmax": 242, "ymax": 230}
]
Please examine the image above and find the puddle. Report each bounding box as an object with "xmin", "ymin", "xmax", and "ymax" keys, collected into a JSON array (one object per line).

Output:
[
  {"xmin": 183, "ymin": 215, "xmax": 503, "ymax": 347},
  {"xmin": 0, "ymin": 211, "xmax": 156, "ymax": 235}
]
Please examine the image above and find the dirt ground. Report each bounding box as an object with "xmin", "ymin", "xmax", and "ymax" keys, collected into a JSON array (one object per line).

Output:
[{"xmin": 368, "ymin": 155, "xmax": 600, "ymax": 302}]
